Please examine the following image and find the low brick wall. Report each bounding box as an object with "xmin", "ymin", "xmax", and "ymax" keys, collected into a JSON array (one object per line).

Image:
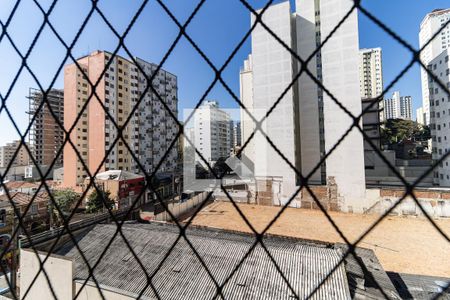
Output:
[
  {"xmin": 214, "ymin": 177, "xmax": 450, "ymax": 217},
  {"xmin": 380, "ymin": 188, "xmax": 450, "ymax": 200},
  {"xmin": 298, "ymin": 186, "xmax": 339, "ymax": 211},
  {"xmin": 297, "ymin": 177, "xmax": 341, "ymax": 211},
  {"xmin": 367, "ymin": 187, "xmax": 450, "ymax": 217}
]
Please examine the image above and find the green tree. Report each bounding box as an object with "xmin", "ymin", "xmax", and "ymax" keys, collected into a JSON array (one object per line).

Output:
[
  {"xmin": 51, "ymin": 189, "xmax": 79, "ymax": 226},
  {"xmin": 381, "ymin": 119, "xmax": 430, "ymax": 146},
  {"xmin": 85, "ymin": 190, "xmax": 114, "ymax": 213}
]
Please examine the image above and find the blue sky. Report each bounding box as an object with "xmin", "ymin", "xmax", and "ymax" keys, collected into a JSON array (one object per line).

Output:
[{"xmin": 0, "ymin": 0, "xmax": 449, "ymax": 146}]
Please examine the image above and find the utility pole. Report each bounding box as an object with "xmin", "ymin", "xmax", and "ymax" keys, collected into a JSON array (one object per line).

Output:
[
  {"xmin": 11, "ymin": 215, "xmax": 19, "ymax": 297},
  {"xmin": 49, "ymin": 198, "xmax": 53, "ymax": 230}
]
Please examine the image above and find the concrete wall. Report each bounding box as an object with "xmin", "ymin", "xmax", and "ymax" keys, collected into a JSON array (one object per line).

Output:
[
  {"xmin": 228, "ymin": 177, "xmax": 450, "ymax": 218},
  {"xmin": 217, "ymin": 177, "xmax": 341, "ymax": 211},
  {"xmin": 20, "ymin": 249, "xmax": 74, "ymax": 300},
  {"xmin": 296, "ymin": 0, "xmax": 322, "ymax": 183},
  {"xmin": 365, "ymin": 151, "xmax": 434, "ymax": 186},
  {"xmin": 76, "ymin": 281, "xmax": 136, "ymax": 300},
  {"xmin": 19, "ymin": 249, "xmax": 139, "ymax": 300},
  {"xmin": 154, "ymin": 192, "xmax": 209, "ymax": 222},
  {"xmin": 239, "ymin": 55, "xmax": 255, "ymax": 172},
  {"xmin": 365, "ymin": 188, "xmax": 450, "ymax": 217},
  {"xmin": 251, "ymin": 1, "xmax": 298, "ymax": 199},
  {"xmin": 320, "ymin": 0, "xmax": 366, "ymax": 213}
]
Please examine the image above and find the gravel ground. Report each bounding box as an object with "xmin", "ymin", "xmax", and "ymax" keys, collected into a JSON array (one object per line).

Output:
[{"xmin": 188, "ymin": 201, "xmax": 450, "ymax": 277}]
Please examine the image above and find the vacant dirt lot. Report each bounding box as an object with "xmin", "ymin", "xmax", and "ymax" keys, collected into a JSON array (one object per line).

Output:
[{"xmin": 188, "ymin": 201, "xmax": 450, "ymax": 277}]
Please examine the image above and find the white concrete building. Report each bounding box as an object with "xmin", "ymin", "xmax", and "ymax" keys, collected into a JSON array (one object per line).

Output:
[
  {"xmin": 241, "ymin": 0, "xmax": 366, "ymax": 211},
  {"xmin": 359, "ymin": 48, "xmax": 383, "ymax": 99},
  {"xmin": 309, "ymin": 0, "xmax": 366, "ymax": 211},
  {"xmin": 384, "ymin": 91, "xmax": 412, "ymax": 120},
  {"xmin": 416, "ymin": 106, "xmax": 425, "ymax": 124},
  {"xmin": 428, "ymin": 49, "xmax": 450, "ymax": 186},
  {"xmin": 359, "ymin": 48, "xmax": 384, "ymax": 122},
  {"xmin": 250, "ymin": 1, "xmax": 299, "ymax": 198},
  {"xmin": 194, "ymin": 101, "xmax": 231, "ymax": 167},
  {"xmin": 239, "ymin": 55, "xmax": 256, "ymax": 171},
  {"xmin": 419, "ymin": 8, "xmax": 450, "ymax": 125}
]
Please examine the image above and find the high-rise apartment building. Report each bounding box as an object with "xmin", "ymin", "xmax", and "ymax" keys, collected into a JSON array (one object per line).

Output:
[
  {"xmin": 63, "ymin": 51, "xmax": 178, "ymax": 187},
  {"xmin": 359, "ymin": 48, "xmax": 383, "ymax": 99},
  {"xmin": 0, "ymin": 140, "xmax": 30, "ymax": 168},
  {"xmin": 428, "ymin": 49, "xmax": 450, "ymax": 186},
  {"xmin": 359, "ymin": 48, "xmax": 384, "ymax": 123},
  {"xmin": 228, "ymin": 120, "xmax": 235, "ymax": 153},
  {"xmin": 233, "ymin": 121, "xmax": 242, "ymax": 148},
  {"xmin": 419, "ymin": 8, "xmax": 450, "ymax": 125},
  {"xmin": 193, "ymin": 101, "xmax": 231, "ymax": 167},
  {"xmin": 28, "ymin": 88, "xmax": 64, "ymax": 167},
  {"xmin": 384, "ymin": 91, "xmax": 412, "ymax": 120},
  {"xmin": 416, "ymin": 107, "xmax": 425, "ymax": 124},
  {"xmin": 241, "ymin": 0, "xmax": 366, "ymax": 211}
]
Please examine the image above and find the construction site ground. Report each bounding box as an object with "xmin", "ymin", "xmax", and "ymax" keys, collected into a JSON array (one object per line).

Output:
[{"xmin": 187, "ymin": 201, "xmax": 450, "ymax": 278}]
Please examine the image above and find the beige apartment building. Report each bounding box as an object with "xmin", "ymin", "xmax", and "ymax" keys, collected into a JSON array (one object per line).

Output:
[
  {"xmin": 63, "ymin": 51, "xmax": 178, "ymax": 187},
  {"xmin": 0, "ymin": 140, "xmax": 30, "ymax": 168}
]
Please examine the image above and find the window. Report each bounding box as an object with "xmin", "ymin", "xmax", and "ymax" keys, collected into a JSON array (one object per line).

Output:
[{"xmin": 31, "ymin": 204, "xmax": 38, "ymax": 215}]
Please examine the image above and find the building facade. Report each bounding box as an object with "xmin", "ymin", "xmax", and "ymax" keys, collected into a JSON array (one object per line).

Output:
[
  {"xmin": 419, "ymin": 8, "xmax": 450, "ymax": 125},
  {"xmin": 89, "ymin": 170, "xmax": 146, "ymax": 209},
  {"xmin": 361, "ymin": 98, "xmax": 382, "ymax": 170},
  {"xmin": 241, "ymin": 0, "xmax": 366, "ymax": 211},
  {"xmin": 359, "ymin": 48, "xmax": 384, "ymax": 122},
  {"xmin": 251, "ymin": 1, "xmax": 299, "ymax": 197},
  {"xmin": 63, "ymin": 51, "xmax": 178, "ymax": 187},
  {"xmin": 28, "ymin": 88, "xmax": 64, "ymax": 167},
  {"xmin": 228, "ymin": 120, "xmax": 235, "ymax": 153},
  {"xmin": 359, "ymin": 48, "xmax": 383, "ymax": 99},
  {"xmin": 239, "ymin": 55, "xmax": 255, "ymax": 170},
  {"xmin": 384, "ymin": 91, "xmax": 412, "ymax": 120},
  {"xmin": 416, "ymin": 106, "xmax": 425, "ymax": 124},
  {"xmin": 0, "ymin": 141, "xmax": 30, "ymax": 168},
  {"xmin": 428, "ymin": 49, "xmax": 450, "ymax": 186},
  {"xmin": 233, "ymin": 121, "xmax": 241, "ymax": 148},
  {"xmin": 193, "ymin": 101, "xmax": 231, "ymax": 167}
]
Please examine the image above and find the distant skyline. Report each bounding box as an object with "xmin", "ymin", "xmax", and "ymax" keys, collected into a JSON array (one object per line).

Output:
[{"xmin": 0, "ymin": 0, "xmax": 449, "ymax": 146}]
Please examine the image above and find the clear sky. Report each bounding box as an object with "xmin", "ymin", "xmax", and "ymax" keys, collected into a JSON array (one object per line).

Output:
[{"xmin": 0, "ymin": 0, "xmax": 449, "ymax": 146}]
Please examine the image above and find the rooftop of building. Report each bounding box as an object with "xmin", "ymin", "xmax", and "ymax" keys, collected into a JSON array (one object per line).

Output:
[
  {"xmin": 0, "ymin": 191, "xmax": 49, "ymax": 208},
  {"xmin": 2, "ymin": 181, "xmax": 40, "ymax": 191},
  {"xmin": 360, "ymin": 47, "xmax": 382, "ymax": 53},
  {"xmin": 94, "ymin": 170, "xmax": 144, "ymax": 181},
  {"xmin": 50, "ymin": 222, "xmax": 406, "ymax": 299},
  {"xmin": 420, "ymin": 8, "xmax": 450, "ymax": 27},
  {"xmin": 73, "ymin": 50, "xmax": 177, "ymax": 78}
]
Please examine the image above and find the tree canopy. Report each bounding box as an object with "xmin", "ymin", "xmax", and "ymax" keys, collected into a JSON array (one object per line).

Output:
[
  {"xmin": 86, "ymin": 190, "xmax": 114, "ymax": 213},
  {"xmin": 381, "ymin": 119, "xmax": 430, "ymax": 146},
  {"xmin": 51, "ymin": 188, "xmax": 79, "ymax": 226}
]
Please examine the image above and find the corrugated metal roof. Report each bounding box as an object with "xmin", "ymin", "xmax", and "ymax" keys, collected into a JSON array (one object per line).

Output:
[
  {"xmin": 335, "ymin": 244, "xmax": 401, "ymax": 299},
  {"xmin": 57, "ymin": 223, "xmax": 351, "ymax": 299},
  {"xmin": 387, "ymin": 272, "xmax": 450, "ymax": 299}
]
